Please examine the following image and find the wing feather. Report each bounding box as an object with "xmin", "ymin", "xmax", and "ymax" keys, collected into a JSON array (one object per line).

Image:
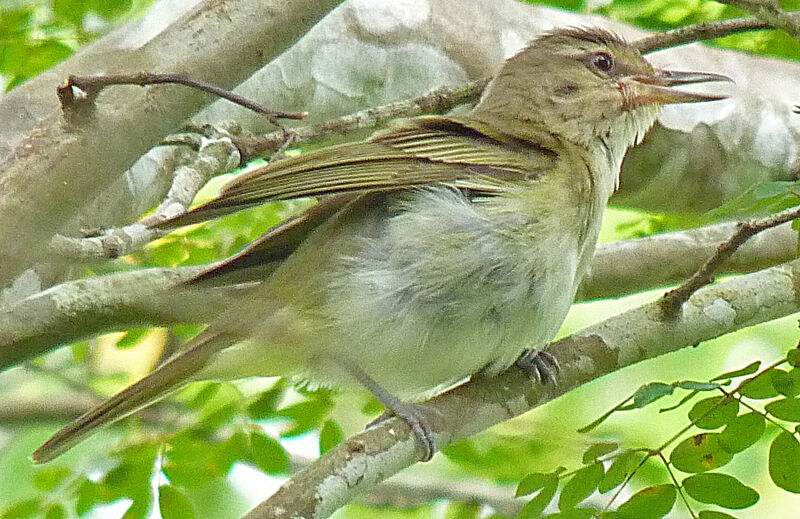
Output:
[{"xmin": 154, "ymin": 116, "xmax": 557, "ymax": 230}]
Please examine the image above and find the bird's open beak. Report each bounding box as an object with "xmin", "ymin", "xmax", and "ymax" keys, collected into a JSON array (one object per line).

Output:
[{"xmin": 623, "ymin": 70, "xmax": 732, "ymax": 108}]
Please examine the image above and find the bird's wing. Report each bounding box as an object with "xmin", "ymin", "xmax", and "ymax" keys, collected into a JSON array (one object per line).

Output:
[
  {"xmin": 155, "ymin": 116, "xmax": 557, "ymax": 229},
  {"xmin": 185, "ymin": 194, "xmax": 356, "ymax": 284}
]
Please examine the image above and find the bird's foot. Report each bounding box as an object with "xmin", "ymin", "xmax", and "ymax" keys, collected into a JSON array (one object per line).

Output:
[
  {"xmin": 367, "ymin": 401, "xmax": 439, "ymax": 462},
  {"xmin": 515, "ymin": 349, "xmax": 560, "ymax": 385}
]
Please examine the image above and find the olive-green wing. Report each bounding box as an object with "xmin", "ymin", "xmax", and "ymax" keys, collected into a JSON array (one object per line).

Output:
[
  {"xmin": 184, "ymin": 194, "xmax": 355, "ymax": 284},
  {"xmin": 155, "ymin": 116, "xmax": 557, "ymax": 229}
]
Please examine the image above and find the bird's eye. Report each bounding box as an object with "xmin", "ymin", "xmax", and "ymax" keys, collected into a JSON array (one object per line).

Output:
[{"xmin": 590, "ymin": 52, "xmax": 615, "ymax": 74}]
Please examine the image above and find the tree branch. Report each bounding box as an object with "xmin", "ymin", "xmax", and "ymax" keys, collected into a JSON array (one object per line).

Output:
[
  {"xmin": 635, "ymin": 16, "xmax": 778, "ymax": 53},
  {"xmin": 576, "ymin": 221, "xmax": 798, "ymax": 301},
  {"xmin": 660, "ymin": 206, "xmax": 800, "ymax": 317},
  {"xmin": 714, "ymin": 0, "xmax": 800, "ymax": 41},
  {"xmin": 3, "ymin": 220, "xmax": 796, "ymax": 372},
  {"xmin": 0, "ymin": 0, "xmax": 345, "ymax": 287},
  {"xmin": 243, "ymin": 258, "xmax": 800, "ymax": 518},
  {"xmin": 233, "ymin": 79, "xmax": 488, "ymax": 163}
]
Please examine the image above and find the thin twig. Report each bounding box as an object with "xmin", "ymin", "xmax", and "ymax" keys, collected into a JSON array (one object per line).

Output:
[
  {"xmin": 636, "ymin": 16, "xmax": 774, "ymax": 53},
  {"xmin": 57, "ymin": 73, "xmax": 307, "ymax": 124},
  {"xmin": 660, "ymin": 205, "xmax": 800, "ymax": 318},
  {"xmin": 233, "ymin": 78, "xmax": 489, "ymax": 162},
  {"xmin": 52, "ymin": 136, "xmax": 241, "ymax": 259},
  {"xmin": 714, "ymin": 0, "xmax": 800, "ymax": 41}
]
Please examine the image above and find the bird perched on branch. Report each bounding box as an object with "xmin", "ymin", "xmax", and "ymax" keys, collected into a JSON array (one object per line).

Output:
[{"xmin": 34, "ymin": 26, "xmax": 729, "ymax": 463}]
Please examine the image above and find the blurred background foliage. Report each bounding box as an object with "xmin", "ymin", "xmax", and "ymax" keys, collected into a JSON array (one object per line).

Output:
[{"xmin": 1, "ymin": 0, "xmax": 799, "ymax": 518}]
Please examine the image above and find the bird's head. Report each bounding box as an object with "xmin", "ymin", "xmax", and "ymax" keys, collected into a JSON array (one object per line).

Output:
[{"xmin": 472, "ymin": 27, "xmax": 729, "ymax": 150}]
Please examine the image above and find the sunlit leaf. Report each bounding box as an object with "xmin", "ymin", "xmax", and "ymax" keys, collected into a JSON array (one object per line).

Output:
[
  {"xmin": 688, "ymin": 397, "xmax": 739, "ymax": 430},
  {"xmin": 250, "ymin": 432, "xmax": 289, "ymax": 475},
  {"xmin": 710, "ymin": 361, "xmax": 760, "ymax": 382},
  {"xmin": 765, "ymin": 398, "xmax": 800, "ymax": 422},
  {"xmin": 517, "ymin": 471, "xmax": 558, "ymax": 498},
  {"xmin": 769, "ymin": 431, "xmax": 800, "ymax": 493},
  {"xmin": 599, "ymin": 451, "xmax": 640, "ymax": 494},
  {"xmin": 682, "ymin": 473, "xmax": 759, "ymax": 509},
  {"xmin": 615, "ymin": 484, "xmax": 676, "ymax": 519},
  {"xmin": 319, "ymin": 420, "xmax": 343, "ymax": 455},
  {"xmin": 582, "ymin": 442, "xmax": 618, "ymax": 464},
  {"xmin": 718, "ymin": 412, "xmax": 765, "ymax": 454},
  {"xmin": 559, "ymin": 462, "xmax": 604, "ymax": 509},
  {"xmin": 158, "ymin": 485, "xmax": 196, "ymax": 519},
  {"xmin": 671, "ymin": 433, "xmax": 733, "ymax": 473},
  {"xmin": 633, "ymin": 383, "xmax": 674, "ymax": 408}
]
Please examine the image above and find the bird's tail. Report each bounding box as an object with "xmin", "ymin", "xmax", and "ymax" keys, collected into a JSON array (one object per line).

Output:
[{"xmin": 32, "ymin": 332, "xmax": 227, "ymax": 464}]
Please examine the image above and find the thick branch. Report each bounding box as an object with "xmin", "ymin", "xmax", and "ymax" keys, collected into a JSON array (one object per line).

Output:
[
  {"xmin": 660, "ymin": 206, "xmax": 800, "ymax": 316},
  {"xmin": 576, "ymin": 221, "xmax": 798, "ymax": 301},
  {"xmin": 0, "ymin": 267, "xmax": 222, "ymax": 370},
  {"xmin": 244, "ymin": 259, "xmax": 800, "ymax": 518},
  {"xmin": 3, "ymin": 221, "xmax": 796, "ymax": 371},
  {"xmin": 0, "ymin": 0, "xmax": 344, "ymax": 286}
]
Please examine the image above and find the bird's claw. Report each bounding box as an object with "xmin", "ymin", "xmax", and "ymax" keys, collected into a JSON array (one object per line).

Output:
[
  {"xmin": 367, "ymin": 402, "xmax": 439, "ymax": 461},
  {"xmin": 515, "ymin": 349, "xmax": 560, "ymax": 386}
]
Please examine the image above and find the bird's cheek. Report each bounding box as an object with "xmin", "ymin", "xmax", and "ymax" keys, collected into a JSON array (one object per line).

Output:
[{"xmin": 617, "ymin": 80, "xmax": 640, "ymax": 111}]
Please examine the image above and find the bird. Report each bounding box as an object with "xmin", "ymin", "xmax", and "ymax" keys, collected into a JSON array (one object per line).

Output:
[{"xmin": 33, "ymin": 26, "xmax": 729, "ymax": 463}]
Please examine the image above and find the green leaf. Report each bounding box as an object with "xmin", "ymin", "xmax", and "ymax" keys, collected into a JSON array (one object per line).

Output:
[
  {"xmin": 711, "ymin": 361, "xmax": 760, "ymax": 382},
  {"xmin": 158, "ymin": 485, "xmax": 196, "ymax": 519},
  {"xmin": 250, "ymin": 432, "xmax": 289, "ymax": 475},
  {"xmin": 670, "ymin": 433, "xmax": 733, "ymax": 473},
  {"xmin": 682, "ymin": 473, "xmax": 759, "ymax": 509},
  {"xmin": 708, "ymin": 181, "xmax": 799, "ymax": 217},
  {"xmin": 739, "ymin": 373, "xmax": 779, "ymax": 399},
  {"xmin": 769, "ymin": 368, "xmax": 800, "ymax": 397},
  {"xmin": 769, "ymin": 431, "xmax": 800, "ymax": 493},
  {"xmin": 676, "ymin": 381, "xmax": 721, "ymax": 391},
  {"xmin": 517, "ymin": 471, "xmax": 558, "ymax": 497},
  {"xmin": 615, "ymin": 484, "xmax": 676, "ymax": 519},
  {"xmin": 278, "ymin": 398, "xmax": 332, "ymax": 437},
  {"xmin": 765, "ymin": 398, "xmax": 800, "ymax": 422},
  {"xmin": 197, "ymin": 383, "xmax": 242, "ymax": 428},
  {"xmin": 121, "ymin": 492, "xmax": 153, "ymax": 519},
  {"xmin": 53, "ymin": 0, "xmax": 89, "ymax": 24},
  {"xmin": 698, "ymin": 512, "xmax": 738, "ymax": 519},
  {"xmin": 32, "ymin": 467, "xmax": 71, "ymax": 491},
  {"xmin": 2, "ymin": 498, "xmax": 44, "ymax": 519},
  {"xmin": 559, "ymin": 463, "xmax": 604, "ymax": 509},
  {"xmin": 103, "ymin": 444, "xmax": 158, "ymax": 499},
  {"xmin": 688, "ymin": 397, "xmax": 739, "ymax": 429},
  {"xmin": 246, "ymin": 382, "xmax": 286, "ymax": 419},
  {"xmin": 582, "ymin": 442, "xmax": 618, "ymax": 464},
  {"xmin": 43, "ymin": 504, "xmax": 66, "ymax": 519},
  {"xmin": 660, "ymin": 390, "xmax": 698, "ymax": 413},
  {"xmin": 518, "ymin": 476, "xmax": 558, "ymax": 518},
  {"xmin": 116, "ymin": 328, "xmax": 150, "ymax": 349},
  {"xmin": 163, "ymin": 431, "xmax": 232, "ymax": 488},
  {"xmin": 319, "ymin": 420, "xmax": 343, "ymax": 455},
  {"xmin": 544, "ymin": 509, "xmax": 597, "ymax": 519},
  {"xmin": 171, "ymin": 324, "xmax": 204, "ymax": 342},
  {"xmin": 633, "ymin": 383, "xmax": 674, "ymax": 408},
  {"xmin": 76, "ymin": 479, "xmax": 107, "ymax": 515},
  {"xmin": 599, "ymin": 451, "xmax": 639, "ymax": 494},
  {"xmin": 718, "ymin": 412, "xmax": 765, "ymax": 454},
  {"xmin": 788, "ymin": 349, "xmax": 800, "ymax": 368},
  {"xmin": 92, "ymin": 0, "xmax": 133, "ymax": 20}
]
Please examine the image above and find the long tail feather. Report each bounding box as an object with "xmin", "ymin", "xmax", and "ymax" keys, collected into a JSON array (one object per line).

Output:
[{"xmin": 32, "ymin": 333, "xmax": 226, "ymax": 463}]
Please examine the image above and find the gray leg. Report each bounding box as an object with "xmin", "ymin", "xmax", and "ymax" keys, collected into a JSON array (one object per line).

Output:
[{"xmin": 337, "ymin": 358, "xmax": 437, "ymax": 461}]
